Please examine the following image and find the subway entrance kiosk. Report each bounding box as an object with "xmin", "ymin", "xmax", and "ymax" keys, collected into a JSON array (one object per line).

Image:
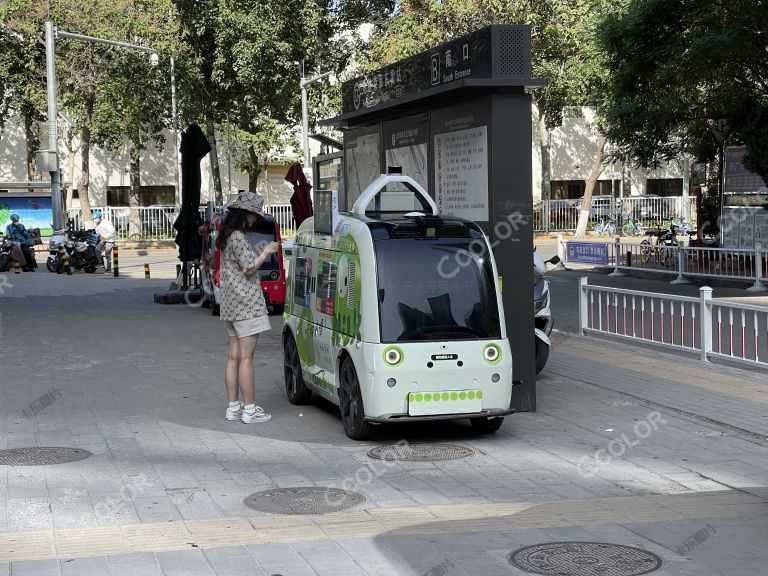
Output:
[{"xmin": 322, "ymin": 25, "xmax": 544, "ymax": 411}]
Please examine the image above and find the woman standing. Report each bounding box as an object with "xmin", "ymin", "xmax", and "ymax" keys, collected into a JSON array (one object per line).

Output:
[{"xmin": 216, "ymin": 192, "xmax": 279, "ymax": 423}]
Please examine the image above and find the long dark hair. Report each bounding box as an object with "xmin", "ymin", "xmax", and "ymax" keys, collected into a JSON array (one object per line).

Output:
[{"xmin": 216, "ymin": 208, "xmax": 252, "ymax": 250}]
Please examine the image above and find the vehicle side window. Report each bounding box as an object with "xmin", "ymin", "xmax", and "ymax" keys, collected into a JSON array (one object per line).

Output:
[
  {"xmin": 315, "ymin": 260, "xmax": 338, "ymax": 315},
  {"xmin": 294, "ymin": 257, "xmax": 315, "ymax": 307}
]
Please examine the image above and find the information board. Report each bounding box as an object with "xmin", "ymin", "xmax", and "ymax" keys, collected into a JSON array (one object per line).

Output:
[{"xmin": 566, "ymin": 241, "xmax": 609, "ymax": 265}]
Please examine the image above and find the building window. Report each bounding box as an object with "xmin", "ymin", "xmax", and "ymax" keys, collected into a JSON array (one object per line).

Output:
[
  {"xmin": 647, "ymin": 179, "xmax": 682, "ymax": 196},
  {"xmin": 550, "ymin": 180, "xmax": 585, "ymax": 200},
  {"xmin": 107, "ymin": 186, "xmax": 175, "ymax": 206}
]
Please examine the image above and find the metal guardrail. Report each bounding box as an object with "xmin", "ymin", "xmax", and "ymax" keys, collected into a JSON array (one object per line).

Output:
[
  {"xmin": 535, "ymin": 196, "xmax": 696, "ymax": 233},
  {"xmin": 578, "ymin": 277, "xmax": 768, "ymax": 368},
  {"xmin": 65, "ymin": 204, "xmax": 297, "ymax": 240},
  {"xmin": 600, "ymin": 239, "xmax": 768, "ymax": 290}
]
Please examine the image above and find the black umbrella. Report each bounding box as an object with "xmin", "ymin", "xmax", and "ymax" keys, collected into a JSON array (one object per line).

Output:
[{"xmin": 174, "ymin": 124, "xmax": 211, "ymax": 264}]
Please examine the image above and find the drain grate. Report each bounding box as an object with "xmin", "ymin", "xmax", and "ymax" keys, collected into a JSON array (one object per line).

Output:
[
  {"xmin": 368, "ymin": 443, "xmax": 474, "ymax": 462},
  {"xmin": 509, "ymin": 542, "xmax": 662, "ymax": 576},
  {"xmin": 243, "ymin": 487, "xmax": 365, "ymax": 515},
  {"xmin": 0, "ymin": 447, "xmax": 92, "ymax": 466}
]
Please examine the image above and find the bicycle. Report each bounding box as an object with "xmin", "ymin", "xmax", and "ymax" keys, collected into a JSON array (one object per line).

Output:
[
  {"xmin": 592, "ymin": 216, "xmax": 616, "ymax": 238},
  {"xmin": 622, "ymin": 216, "xmax": 643, "ymax": 237},
  {"xmin": 639, "ymin": 221, "xmax": 679, "ymax": 265}
]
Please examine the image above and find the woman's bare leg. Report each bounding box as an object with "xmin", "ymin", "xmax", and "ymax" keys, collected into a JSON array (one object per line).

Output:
[
  {"xmin": 237, "ymin": 335, "xmax": 258, "ymax": 406},
  {"xmin": 225, "ymin": 336, "xmax": 240, "ymax": 402}
]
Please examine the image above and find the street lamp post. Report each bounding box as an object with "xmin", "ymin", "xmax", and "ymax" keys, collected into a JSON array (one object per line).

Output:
[
  {"xmin": 44, "ymin": 21, "xmax": 179, "ymax": 227},
  {"xmin": 300, "ymin": 66, "xmax": 332, "ymax": 171}
]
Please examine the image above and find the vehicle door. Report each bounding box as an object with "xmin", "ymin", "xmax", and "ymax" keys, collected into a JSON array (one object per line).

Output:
[{"xmin": 311, "ymin": 251, "xmax": 338, "ymax": 395}]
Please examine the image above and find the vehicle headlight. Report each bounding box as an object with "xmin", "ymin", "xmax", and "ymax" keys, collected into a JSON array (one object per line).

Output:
[
  {"xmin": 483, "ymin": 343, "xmax": 501, "ymax": 364},
  {"xmin": 383, "ymin": 346, "xmax": 403, "ymax": 367}
]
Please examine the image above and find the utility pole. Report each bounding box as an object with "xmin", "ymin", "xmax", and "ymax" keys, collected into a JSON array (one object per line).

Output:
[
  {"xmin": 45, "ymin": 22, "xmax": 62, "ymax": 229},
  {"xmin": 300, "ymin": 64, "xmax": 332, "ymax": 171}
]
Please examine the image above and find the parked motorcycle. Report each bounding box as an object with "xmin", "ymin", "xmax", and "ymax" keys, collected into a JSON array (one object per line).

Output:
[
  {"xmin": 0, "ymin": 229, "xmax": 41, "ymax": 272},
  {"xmin": 534, "ymin": 251, "xmax": 560, "ymax": 375},
  {"xmin": 47, "ymin": 223, "xmax": 99, "ymax": 273}
]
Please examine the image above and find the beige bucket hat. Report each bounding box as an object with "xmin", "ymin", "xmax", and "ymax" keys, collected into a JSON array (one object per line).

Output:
[{"xmin": 227, "ymin": 191, "xmax": 266, "ymax": 215}]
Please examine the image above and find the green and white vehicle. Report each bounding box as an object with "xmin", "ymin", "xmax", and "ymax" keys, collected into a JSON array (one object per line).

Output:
[{"xmin": 282, "ymin": 174, "xmax": 514, "ymax": 440}]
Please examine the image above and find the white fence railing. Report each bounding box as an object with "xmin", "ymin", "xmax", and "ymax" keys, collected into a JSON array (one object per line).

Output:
[
  {"xmin": 535, "ymin": 196, "xmax": 696, "ymax": 232},
  {"xmin": 601, "ymin": 239, "xmax": 768, "ymax": 290},
  {"xmin": 578, "ymin": 278, "xmax": 768, "ymax": 368},
  {"xmin": 65, "ymin": 204, "xmax": 296, "ymax": 240},
  {"xmin": 561, "ymin": 237, "xmax": 768, "ymax": 290}
]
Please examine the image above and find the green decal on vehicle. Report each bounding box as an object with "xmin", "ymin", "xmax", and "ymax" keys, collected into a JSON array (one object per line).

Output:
[{"xmin": 296, "ymin": 307, "xmax": 316, "ymax": 366}]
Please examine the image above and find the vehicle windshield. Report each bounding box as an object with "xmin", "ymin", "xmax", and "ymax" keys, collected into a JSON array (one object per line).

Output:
[{"xmin": 375, "ymin": 238, "xmax": 501, "ymax": 342}]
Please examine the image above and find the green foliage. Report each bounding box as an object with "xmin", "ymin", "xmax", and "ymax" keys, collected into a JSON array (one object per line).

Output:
[{"xmin": 598, "ymin": 0, "xmax": 768, "ymax": 180}]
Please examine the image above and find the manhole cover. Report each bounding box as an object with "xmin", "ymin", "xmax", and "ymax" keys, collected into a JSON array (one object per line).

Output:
[
  {"xmin": 509, "ymin": 542, "xmax": 662, "ymax": 576},
  {"xmin": 0, "ymin": 447, "xmax": 91, "ymax": 466},
  {"xmin": 243, "ymin": 487, "xmax": 365, "ymax": 515},
  {"xmin": 368, "ymin": 443, "xmax": 474, "ymax": 461}
]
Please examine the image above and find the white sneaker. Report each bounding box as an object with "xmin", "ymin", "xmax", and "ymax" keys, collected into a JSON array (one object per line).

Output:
[
  {"xmin": 242, "ymin": 405, "xmax": 272, "ymax": 424},
  {"xmin": 225, "ymin": 401, "xmax": 244, "ymax": 421}
]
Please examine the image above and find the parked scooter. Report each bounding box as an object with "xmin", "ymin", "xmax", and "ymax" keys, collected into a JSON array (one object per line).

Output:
[
  {"xmin": 0, "ymin": 229, "xmax": 41, "ymax": 272},
  {"xmin": 47, "ymin": 222, "xmax": 99, "ymax": 273},
  {"xmin": 534, "ymin": 251, "xmax": 560, "ymax": 374}
]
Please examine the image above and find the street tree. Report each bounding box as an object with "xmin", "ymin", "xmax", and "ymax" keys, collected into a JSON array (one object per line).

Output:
[{"xmin": 598, "ymin": 0, "xmax": 768, "ymax": 181}]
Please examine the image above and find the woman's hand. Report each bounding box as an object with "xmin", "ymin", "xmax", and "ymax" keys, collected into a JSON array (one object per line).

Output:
[
  {"xmin": 260, "ymin": 241, "xmax": 280, "ymax": 256},
  {"xmin": 245, "ymin": 241, "xmax": 280, "ymax": 278}
]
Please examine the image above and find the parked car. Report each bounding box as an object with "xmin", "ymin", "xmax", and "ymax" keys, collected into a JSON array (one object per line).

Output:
[
  {"xmin": 199, "ymin": 209, "xmax": 286, "ymax": 316},
  {"xmin": 533, "ymin": 200, "xmax": 580, "ymax": 228},
  {"xmin": 574, "ymin": 195, "xmax": 619, "ymax": 218}
]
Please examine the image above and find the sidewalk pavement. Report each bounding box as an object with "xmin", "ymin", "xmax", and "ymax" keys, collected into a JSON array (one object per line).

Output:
[{"xmin": 1, "ymin": 273, "xmax": 767, "ymax": 575}]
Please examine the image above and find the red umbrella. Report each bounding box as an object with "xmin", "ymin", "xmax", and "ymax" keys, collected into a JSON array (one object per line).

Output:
[{"xmin": 285, "ymin": 163, "xmax": 313, "ymax": 227}]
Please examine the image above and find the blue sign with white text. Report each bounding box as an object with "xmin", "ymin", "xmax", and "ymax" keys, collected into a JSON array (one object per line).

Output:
[{"xmin": 566, "ymin": 241, "xmax": 609, "ymax": 265}]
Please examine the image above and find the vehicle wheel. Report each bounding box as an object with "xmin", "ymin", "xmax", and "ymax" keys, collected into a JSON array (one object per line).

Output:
[
  {"xmin": 535, "ymin": 336, "xmax": 550, "ymax": 375},
  {"xmin": 470, "ymin": 416, "xmax": 504, "ymax": 433},
  {"xmin": 201, "ymin": 295, "xmax": 211, "ymax": 309},
  {"xmin": 46, "ymin": 257, "xmax": 56, "ymax": 273},
  {"xmin": 0, "ymin": 254, "xmax": 9, "ymax": 272},
  {"xmin": 84, "ymin": 265, "xmax": 97, "ymax": 274},
  {"xmin": 211, "ymin": 300, "xmax": 220, "ymax": 316},
  {"xmin": 339, "ymin": 356, "xmax": 374, "ymax": 440},
  {"xmin": 283, "ymin": 333, "xmax": 312, "ymax": 405},
  {"xmin": 639, "ymin": 240, "xmax": 651, "ymax": 263},
  {"xmin": 622, "ymin": 223, "xmax": 633, "ymax": 237},
  {"xmin": 271, "ymin": 304, "xmax": 285, "ymax": 315}
]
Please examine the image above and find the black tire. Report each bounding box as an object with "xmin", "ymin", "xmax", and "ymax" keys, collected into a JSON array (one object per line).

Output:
[
  {"xmin": 46, "ymin": 257, "xmax": 56, "ymax": 273},
  {"xmin": 339, "ymin": 356, "xmax": 374, "ymax": 440},
  {"xmin": 84, "ymin": 265, "xmax": 97, "ymax": 274},
  {"xmin": 535, "ymin": 337, "xmax": 550, "ymax": 375},
  {"xmin": 470, "ymin": 416, "xmax": 504, "ymax": 433},
  {"xmin": 639, "ymin": 239, "xmax": 651, "ymax": 263},
  {"xmin": 283, "ymin": 333, "xmax": 312, "ymax": 405},
  {"xmin": 0, "ymin": 254, "xmax": 9, "ymax": 272},
  {"xmin": 210, "ymin": 298, "xmax": 220, "ymax": 316},
  {"xmin": 271, "ymin": 304, "xmax": 285, "ymax": 315},
  {"xmin": 201, "ymin": 295, "xmax": 211, "ymax": 309}
]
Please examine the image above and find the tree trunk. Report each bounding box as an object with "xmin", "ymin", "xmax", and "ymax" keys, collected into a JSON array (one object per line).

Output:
[
  {"xmin": 24, "ymin": 113, "xmax": 40, "ymax": 191},
  {"xmin": 574, "ymin": 134, "xmax": 608, "ymax": 239},
  {"xmin": 538, "ymin": 115, "xmax": 552, "ymax": 202},
  {"xmin": 247, "ymin": 145, "xmax": 262, "ymax": 192},
  {"xmin": 205, "ymin": 113, "xmax": 223, "ymax": 205},
  {"xmin": 127, "ymin": 137, "xmax": 142, "ymax": 239},
  {"xmin": 78, "ymin": 96, "xmax": 95, "ymax": 229}
]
